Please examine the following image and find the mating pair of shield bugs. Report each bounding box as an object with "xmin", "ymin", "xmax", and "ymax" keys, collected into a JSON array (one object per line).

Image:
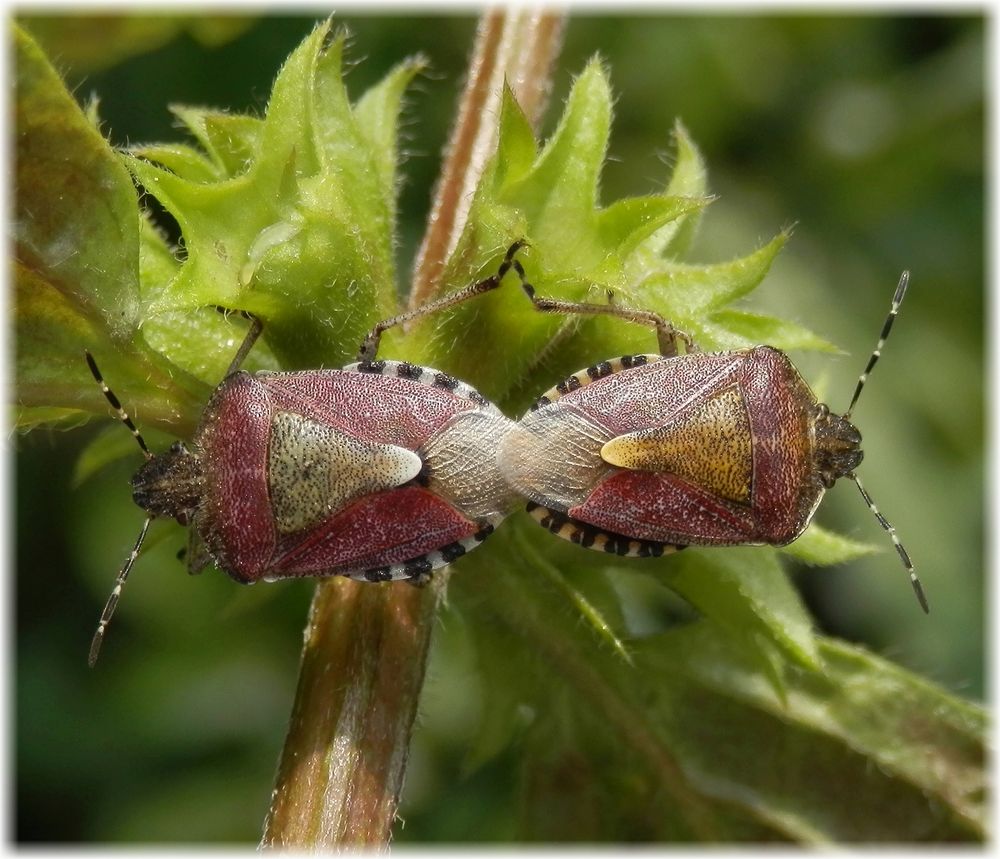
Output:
[{"xmin": 86, "ymin": 241, "xmax": 926, "ymax": 665}]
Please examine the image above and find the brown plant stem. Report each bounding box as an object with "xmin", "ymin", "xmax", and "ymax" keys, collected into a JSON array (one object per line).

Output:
[
  {"xmin": 260, "ymin": 9, "xmax": 566, "ymax": 849},
  {"xmin": 260, "ymin": 577, "xmax": 444, "ymax": 845},
  {"xmin": 409, "ymin": 8, "xmax": 565, "ymax": 308}
]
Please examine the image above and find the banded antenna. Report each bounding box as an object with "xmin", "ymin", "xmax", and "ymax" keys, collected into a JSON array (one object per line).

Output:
[
  {"xmin": 84, "ymin": 351, "xmax": 154, "ymax": 665},
  {"xmin": 845, "ymin": 270, "xmax": 909, "ymax": 420},
  {"xmin": 841, "ymin": 273, "xmax": 929, "ymax": 613}
]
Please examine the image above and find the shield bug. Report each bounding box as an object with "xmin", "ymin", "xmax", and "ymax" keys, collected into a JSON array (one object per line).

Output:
[
  {"xmin": 495, "ymin": 262, "xmax": 927, "ymax": 613},
  {"xmin": 86, "ymin": 264, "xmax": 521, "ymax": 665}
]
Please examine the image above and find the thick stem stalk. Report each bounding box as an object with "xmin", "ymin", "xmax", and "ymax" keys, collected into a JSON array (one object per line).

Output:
[
  {"xmin": 409, "ymin": 9, "xmax": 565, "ymax": 308},
  {"xmin": 261, "ymin": 577, "xmax": 444, "ymax": 845},
  {"xmin": 260, "ymin": 9, "xmax": 566, "ymax": 849}
]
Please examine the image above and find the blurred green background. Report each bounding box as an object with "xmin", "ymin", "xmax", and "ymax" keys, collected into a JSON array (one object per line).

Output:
[{"xmin": 15, "ymin": 12, "xmax": 983, "ymax": 843}]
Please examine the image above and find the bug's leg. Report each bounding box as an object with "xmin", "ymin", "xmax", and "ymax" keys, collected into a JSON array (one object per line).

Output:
[
  {"xmin": 184, "ymin": 527, "xmax": 213, "ymax": 575},
  {"xmin": 357, "ymin": 240, "xmax": 530, "ymax": 363},
  {"xmin": 505, "ymin": 257, "xmax": 697, "ymax": 357},
  {"xmin": 405, "ymin": 570, "xmax": 433, "ymax": 588},
  {"xmin": 359, "ymin": 238, "xmax": 696, "ymax": 361},
  {"xmin": 212, "ymin": 306, "xmax": 264, "ymax": 376}
]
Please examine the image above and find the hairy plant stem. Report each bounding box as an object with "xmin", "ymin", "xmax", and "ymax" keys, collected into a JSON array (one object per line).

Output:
[
  {"xmin": 260, "ymin": 9, "xmax": 565, "ymax": 849},
  {"xmin": 409, "ymin": 8, "xmax": 565, "ymax": 308}
]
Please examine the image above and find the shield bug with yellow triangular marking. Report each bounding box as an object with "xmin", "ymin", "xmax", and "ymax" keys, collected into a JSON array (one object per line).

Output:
[{"xmin": 493, "ymin": 250, "xmax": 926, "ymax": 613}]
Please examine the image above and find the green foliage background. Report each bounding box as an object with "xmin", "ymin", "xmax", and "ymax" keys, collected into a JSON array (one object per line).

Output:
[{"xmin": 15, "ymin": 13, "xmax": 983, "ymax": 843}]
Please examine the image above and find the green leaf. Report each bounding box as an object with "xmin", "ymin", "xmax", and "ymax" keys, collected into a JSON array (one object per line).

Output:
[
  {"xmin": 455, "ymin": 543, "xmax": 984, "ymax": 841},
  {"xmin": 507, "ymin": 58, "xmax": 610, "ymax": 255},
  {"xmin": 166, "ymin": 106, "xmax": 263, "ymax": 178},
  {"xmin": 13, "ymin": 25, "xmax": 206, "ymax": 433},
  {"xmin": 642, "ymin": 120, "xmax": 711, "ymax": 258},
  {"xmin": 122, "ymin": 21, "xmax": 417, "ymax": 372},
  {"xmin": 703, "ymin": 308, "xmax": 836, "ymax": 352},
  {"xmin": 354, "ymin": 55, "xmax": 427, "ymax": 210},
  {"xmin": 643, "ymin": 229, "xmax": 791, "ymax": 320},
  {"xmin": 655, "ymin": 547, "xmax": 821, "ymax": 676},
  {"xmin": 491, "ymin": 84, "xmax": 538, "ymax": 189},
  {"xmin": 129, "ymin": 141, "xmax": 223, "ymax": 183},
  {"xmin": 780, "ymin": 524, "xmax": 875, "ymax": 566},
  {"xmin": 596, "ymin": 195, "xmax": 712, "ymax": 259},
  {"xmin": 14, "ymin": 25, "xmax": 140, "ymax": 340}
]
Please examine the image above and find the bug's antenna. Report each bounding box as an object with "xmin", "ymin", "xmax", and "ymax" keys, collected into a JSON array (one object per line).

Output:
[
  {"xmin": 851, "ymin": 474, "xmax": 928, "ymax": 613},
  {"xmin": 845, "ymin": 271, "xmax": 909, "ymax": 420},
  {"xmin": 85, "ymin": 351, "xmax": 152, "ymax": 459},
  {"xmin": 89, "ymin": 516, "xmax": 152, "ymax": 666}
]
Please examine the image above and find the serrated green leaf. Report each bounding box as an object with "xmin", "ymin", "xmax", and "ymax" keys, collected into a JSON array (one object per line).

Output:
[
  {"xmin": 703, "ymin": 308, "xmax": 838, "ymax": 352},
  {"xmin": 14, "ymin": 24, "xmax": 140, "ymax": 341},
  {"xmin": 505, "ymin": 59, "xmax": 611, "ymax": 259},
  {"xmin": 642, "ymin": 230, "xmax": 791, "ymax": 323},
  {"xmin": 355, "ymin": 56, "xmax": 426, "ymax": 210},
  {"xmin": 135, "ymin": 212, "xmax": 270, "ymax": 385},
  {"xmin": 167, "ymin": 107, "xmax": 262, "ymax": 179},
  {"xmin": 116, "ymin": 20, "xmax": 420, "ymax": 373},
  {"xmin": 123, "ymin": 155, "xmax": 260, "ymax": 310},
  {"xmin": 780, "ymin": 523, "xmax": 875, "ymax": 566},
  {"xmin": 654, "ymin": 547, "xmax": 821, "ymax": 674},
  {"xmin": 490, "ymin": 83, "xmax": 538, "ymax": 190},
  {"xmin": 596, "ymin": 195, "xmax": 711, "ymax": 259},
  {"xmin": 644, "ymin": 120, "xmax": 710, "ymax": 258},
  {"xmin": 130, "ymin": 141, "xmax": 223, "ymax": 183}
]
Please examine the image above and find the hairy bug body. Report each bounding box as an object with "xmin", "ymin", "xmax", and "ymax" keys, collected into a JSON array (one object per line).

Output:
[
  {"xmin": 87, "ymin": 267, "xmax": 520, "ymax": 665},
  {"xmin": 500, "ymin": 346, "xmax": 864, "ymax": 550},
  {"xmin": 171, "ymin": 361, "xmax": 511, "ymax": 585},
  {"xmin": 467, "ymin": 247, "xmax": 925, "ymax": 612},
  {"xmin": 500, "ymin": 347, "xmax": 831, "ymax": 550}
]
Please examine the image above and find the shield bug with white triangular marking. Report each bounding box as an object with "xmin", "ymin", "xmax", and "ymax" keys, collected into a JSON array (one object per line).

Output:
[{"xmin": 85, "ymin": 256, "xmax": 523, "ymax": 666}]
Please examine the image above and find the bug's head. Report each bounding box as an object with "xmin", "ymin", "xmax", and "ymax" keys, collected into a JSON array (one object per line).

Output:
[
  {"xmin": 812, "ymin": 404, "xmax": 863, "ymax": 489},
  {"xmin": 131, "ymin": 440, "xmax": 204, "ymax": 524}
]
